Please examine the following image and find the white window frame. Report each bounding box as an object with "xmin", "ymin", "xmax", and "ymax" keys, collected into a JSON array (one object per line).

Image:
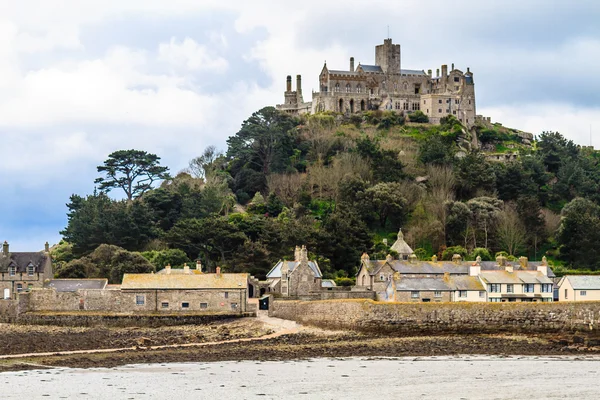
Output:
[
  {"xmin": 434, "ymin": 291, "xmax": 442, "ymax": 298},
  {"xmin": 27, "ymin": 265, "xmax": 35, "ymax": 276},
  {"xmin": 411, "ymin": 291, "xmax": 419, "ymax": 299},
  {"xmin": 524, "ymin": 284, "xmax": 535, "ymax": 293},
  {"xmin": 506, "ymin": 284, "xmax": 514, "ymax": 293},
  {"xmin": 580, "ymin": 291, "xmax": 587, "ymax": 296},
  {"xmin": 135, "ymin": 295, "xmax": 145, "ymax": 306},
  {"xmin": 489, "ymin": 284, "xmax": 501, "ymax": 293},
  {"xmin": 9, "ymin": 266, "xmax": 16, "ymax": 276},
  {"xmin": 479, "ymin": 291, "xmax": 485, "ymax": 298}
]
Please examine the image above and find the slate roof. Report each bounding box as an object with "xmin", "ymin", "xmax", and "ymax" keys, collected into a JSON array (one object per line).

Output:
[
  {"xmin": 0, "ymin": 252, "xmax": 49, "ymax": 274},
  {"xmin": 401, "ymin": 69, "xmax": 427, "ymax": 75},
  {"xmin": 121, "ymin": 273, "xmax": 248, "ymax": 290},
  {"xmin": 450, "ymin": 275, "xmax": 486, "ymax": 291},
  {"xmin": 390, "ymin": 230, "xmax": 413, "ymax": 255},
  {"xmin": 479, "ymin": 271, "xmax": 553, "ymax": 285},
  {"xmin": 46, "ymin": 279, "xmax": 108, "ymax": 292},
  {"xmin": 563, "ymin": 275, "xmax": 600, "ymax": 290},
  {"xmin": 328, "ymin": 70, "xmax": 360, "ymax": 76},
  {"xmin": 156, "ymin": 268, "xmax": 203, "ymax": 275},
  {"xmin": 395, "ymin": 276, "xmax": 484, "ymax": 292},
  {"xmin": 266, "ymin": 260, "xmax": 322, "ymax": 279},
  {"xmin": 358, "ymin": 64, "xmax": 383, "ymax": 73},
  {"xmin": 321, "ymin": 279, "xmax": 337, "ymax": 288}
]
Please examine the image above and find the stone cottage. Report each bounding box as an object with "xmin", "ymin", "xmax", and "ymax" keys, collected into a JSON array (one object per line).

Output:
[
  {"xmin": 263, "ymin": 246, "xmax": 324, "ymax": 297},
  {"xmin": 0, "ymin": 241, "xmax": 53, "ymax": 300}
]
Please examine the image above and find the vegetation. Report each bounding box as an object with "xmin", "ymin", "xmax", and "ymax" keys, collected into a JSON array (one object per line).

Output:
[{"xmin": 56, "ymin": 107, "xmax": 600, "ymax": 283}]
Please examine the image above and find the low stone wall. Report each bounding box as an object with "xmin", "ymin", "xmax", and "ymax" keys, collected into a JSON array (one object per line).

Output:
[
  {"xmin": 17, "ymin": 312, "xmax": 253, "ymax": 327},
  {"xmin": 269, "ymin": 299, "xmax": 600, "ymax": 335},
  {"xmin": 0, "ymin": 300, "xmax": 19, "ymax": 322}
]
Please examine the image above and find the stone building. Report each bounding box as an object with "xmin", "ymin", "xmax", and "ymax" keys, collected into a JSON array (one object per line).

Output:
[
  {"xmin": 0, "ymin": 241, "xmax": 53, "ymax": 300},
  {"xmin": 356, "ymin": 252, "xmax": 554, "ymax": 302},
  {"xmin": 263, "ymin": 245, "xmax": 325, "ymax": 297},
  {"xmin": 390, "ymin": 228, "xmax": 414, "ymax": 260},
  {"xmin": 277, "ymin": 38, "xmax": 476, "ymax": 126}
]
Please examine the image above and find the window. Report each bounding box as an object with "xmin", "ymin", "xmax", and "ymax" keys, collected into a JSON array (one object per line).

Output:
[
  {"xmin": 452, "ymin": 110, "xmax": 456, "ymax": 115},
  {"xmin": 446, "ymin": 99, "xmax": 450, "ymax": 103},
  {"xmin": 403, "ymin": 102, "xmax": 409, "ymax": 110},
  {"xmin": 564, "ymin": 289, "xmax": 568, "ymax": 299},
  {"xmin": 135, "ymin": 295, "xmax": 145, "ymax": 306},
  {"xmin": 412, "ymin": 102, "xmax": 420, "ymax": 111},
  {"xmin": 489, "ymin": 284, "xmax": 501, "ymax": 293},
  {"xmin": 459, "ymin": 291, "xmax": 467, "ymax": 298},
  {"xmin": 231, "ymin": 303, "xmax": 238, "ymax": 310},
  {"xmin": 479, "ymin": 291, "xmax": 485, "ymax": 298},
  {"xmin": 490, "ymin": 298, "xmax": 501, "ymax": 302},
  {"xmin": 16, "ymin": 284, "xmax": 23, "ymax": 293},
  {"xmin": 379, "ymin": 274, "xmax": 384, "ymax": 281},
  {"xmin": 182, "ymin": 302, "xmax": 190, "ymax": 309},
  {"xmin": 411, "ymin": 291, "xmax": 419, "ymax": 298},
  {"xmin": 224, "ymin": 292, "xmax": 229, "ymax": 299},
  {"xmin": 542, "ymin": 284, "xmax": 552, "ymax": 293},
  {"xmin": 446, "ymin": 109, "xmax": 450, "ymax": 113},
  {"xmin": 161, "ymin": 302, "xmax": 169, "ymax": 309},
  {"xmin": 9, "ymin": 266, "xmax": 16, "ymax": 276},
  {"xmin": 200, "ymin": 303, "xmax": 208, "ymax": 309},
  {"xmin": 455, "ymin": 99, "xmax": 460, "ymax": 104},
  {"xmin": 438, "ymin": 99, "xmax": 442, "ymax": 104},
  {"xmin": 524, "ymin": 284, "xmax": 534, "ymax": 293},
  {"xmin": 506, "ymin": 284, "xmax": 514, "ymax": 293},
  {"xmin": 27, "ymin": 265, "xmax": 35, "ymax": 276},
  {"xmin": 346, "ymin": 84, "xmax": 351, "ymax": 93},
  {"xmin": 438, "ymin": 109, "xmax": 442, "ymax": 113},
  {"xmin": 334, "ymin": 83, "xmax": 340, "ymax": 92},
  {"xmin": 454, "ymin": 76, "xmax": 460, "ymax": 82},
  {"xmin": 356, "ymin": 85, "xmax": 362, "ymax": 93},
  {"xmin": 580, "ymin": 291, "xmax": 587, "ymax": 296},
  {"xmin": 434, "ymin": 291, "xmax": 442, "ymax": 298},
  {"xmin": 454, "ymin": 86, "xmax": 459, "ymax": 91}
]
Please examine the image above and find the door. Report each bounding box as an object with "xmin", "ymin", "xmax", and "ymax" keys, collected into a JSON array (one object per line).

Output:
[{"xmin": 3, "ymin": 288, "xmax": 9, "ymax": 299}]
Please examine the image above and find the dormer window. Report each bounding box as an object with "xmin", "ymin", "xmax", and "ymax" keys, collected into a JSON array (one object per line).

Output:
[
  {"xmin": 9, "ymin": 266, "xmax": 16, "ymax": 276},
  {"xmin": 27, "ymin": 265, "xmax": 35, "ymax": 276}
]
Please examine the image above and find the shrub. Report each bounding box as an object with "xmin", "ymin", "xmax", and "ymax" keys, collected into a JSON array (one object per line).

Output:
[
  {"xmin": 414, "ymin": 248, "xmax": 428, "ymax": 260},
  {"xmin": 334, "ymin": 277, "xmax": 355, "ymax": 286},
  {"xmin": 408, "ymin": 110, "xmax": 429, "ymax": 123},
  {"xmin": 441, "ymin": 245, "xmax": 468, "ymax": 261},
  {"xmin": 470, "ymin": 247, "xmax": 492, "ymax": 261}
]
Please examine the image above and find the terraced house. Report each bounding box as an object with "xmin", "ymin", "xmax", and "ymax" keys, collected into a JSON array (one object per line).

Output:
[{"xmin": 0, "ymin": 241, "xmax": 53, "ymax": 300}]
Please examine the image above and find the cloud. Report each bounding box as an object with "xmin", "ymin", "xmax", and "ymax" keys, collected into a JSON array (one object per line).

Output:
[{"xmin": 158, "ymin": 37, "xmax": 228, "ymax": 72}]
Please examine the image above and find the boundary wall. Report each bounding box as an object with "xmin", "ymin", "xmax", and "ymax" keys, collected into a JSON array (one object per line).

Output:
[{"xmin": 269, "ymin": 299, "xmax": 600, "ymax": 334}]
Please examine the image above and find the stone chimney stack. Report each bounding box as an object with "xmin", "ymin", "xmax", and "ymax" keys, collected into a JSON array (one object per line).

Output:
[
  {"xmin": 350, "ymin": 57, "xmax": 355, "ymax": 72},
  {"xmin": 469, "ymin": 263, "xmax": 481, "ymax": 277},
  {"xmin": 196, "ymin": 260, "xmax": 202, "ymax": 273},
  {"xmin": 436, "ymin": 68, "xmax": 440, "ymax": 77},
  {"xmin": 300, "ymin": 245, "xmax": 308, "ymax": 263},
  {"xmin": 386, "ymin": 254, "xmax": 393, "ymax": 263},
  {"xmin": 519, "ymin": 256, "xmax": 528, "ymax": 269},
  {"xmin": 409, "ymin": 254, "xmax": 417, "ymax": 263},
  {"xmin": 216, "ymin": 266, "xmax": 221, "ymax": 275},
  {"xmin": 361, "ymin": 252, "xmax": 370, "ymax": 262},
  {"xmin": 441, "ymin": 64, "xmax": 448, "ymax": 85},
  {"xmin": 294, "ymin": 246, "xmax": 301, "ymax": 261},
  {"xmin": 451, "ymin": 63, "xmax": 454, "ymax": 71},
  {"xmin": 505, "ymin": 264, "xmax": 514, "ymax": 273},
  {"xmin": 183, "ymin": 263, "xmax": 190, "ymax": 274},
  {"xmin": 452, "ymin": 254, "xmax": 462, "ymax": 264},
  {"xmin": 2, "ymin": 241, "xmax": 8, "ymax": 256},
  {"xmin": 296, "ymin": 75, "xmax": 302, "ymax": 95},
  {"xmin": 44, "ymin": 242, "xmax": 50, "ymax": 253},
  {"xmin": 431, "ymin": 255, "xmax": 437, "ymax": 262},
  {"xmin": 165, "ymin": 264, "xmax": 172, "ymax": 274},
  {"xmin": 496, "ymin": 255, "xmax": 506, "ymax": 267},
  {"xmin": 286, "ymin": 75, "xmax": 292, "ymax": 92},
  {"xmin": 427, "ymin": 69, "xmax": 432, "ymax": 77}
]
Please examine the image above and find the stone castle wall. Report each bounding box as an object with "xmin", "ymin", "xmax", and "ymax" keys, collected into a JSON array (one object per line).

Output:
[{"xmin": 269, "ymin": 299, "xmax": 600, "ymax": 334}]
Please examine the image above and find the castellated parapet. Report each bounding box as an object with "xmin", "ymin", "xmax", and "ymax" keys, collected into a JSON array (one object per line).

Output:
[{"xmin": 277, "ymin": 38, "xmax": 476, "ymax": 127}]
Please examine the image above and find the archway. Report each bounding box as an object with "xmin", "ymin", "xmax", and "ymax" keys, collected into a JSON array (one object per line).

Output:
[
  {"xmin": 361, "ymin": 275, "xmax": 366, "ymax": 286},
  {"xmin": 360, "ymin": 100, "xmax": 365, "ymax": 111},
  {"xmin": 349, "ymin": 99, "xmax": 354, "ymax": 113},
  {"xmin": 338, "ymin": 98, "xmax": 344, "ymax": 112}
]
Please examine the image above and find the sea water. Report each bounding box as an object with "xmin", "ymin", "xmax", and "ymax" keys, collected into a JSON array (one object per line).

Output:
[{"xmin": 1, "ymin": 356, "xmax": 599, "ymax": 399}]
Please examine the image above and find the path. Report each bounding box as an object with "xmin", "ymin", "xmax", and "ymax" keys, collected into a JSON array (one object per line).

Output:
[{"xmin": 0, "ymin": 312, "xmax": 303, "ymax": 362}]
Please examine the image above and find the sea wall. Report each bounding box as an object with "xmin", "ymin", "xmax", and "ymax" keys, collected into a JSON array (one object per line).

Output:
[
  {"xmin": 269, "ymin": 299, "xmax": 600, "ymax": 334},
  {"xmin": 0, "ymin": 300, "xmax": 19, "ymax": 322}
]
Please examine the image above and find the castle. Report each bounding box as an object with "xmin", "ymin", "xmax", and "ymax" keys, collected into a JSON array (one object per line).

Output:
[{"xmin": 277, "ymin": 38, "xmax": 477, "ymax": 126}]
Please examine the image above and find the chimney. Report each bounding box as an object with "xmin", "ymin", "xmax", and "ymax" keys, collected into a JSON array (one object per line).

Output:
[
  {"xmin": 441, "ymin": 64, "xmax": 448, "ymax": 85},
  {"xmin": 300, "ymin": 245, "xmax": 308, "ymax": 263},
  {"xmin": 2, "ymin": 241, "xmax": 8, "ymax": 256},
  {"xmin": 505, "ymin": 264, "xmax": 514, "ymax": 273},
  {"xmin": 436, "ymin": 68, "xmax": 440, "ymax": 77},
  {"xmin": 183, "ymin": 263, "xmax": 190, "ymax": 274},
  {"xmin": 350, "ymin": 57, "xmax": 355, "ymax": 72},
  {"xmin": 296, "ymin": 74, "xmax": 302, "ymax": 94},
  {"xmin": 496, "ymin": 255, "xmax": 506, "ymax": 266},
  {"xmin": 469, "ymin": 263, "xmax": 481, "ymax": 276},
  {"xmin": 443, "ymin": 271, "xmax": 450, "ymax": 281},
  {"xmin": 537, "ymin": 265, "xmax": 548, "ymax": 276},
  {"xmin": 196, "ymin": 259, "xmax": 202, "ymax": 272},
  {"xmin": 519, "ymin": 256, "xmax": 528, "ymax": 269},
  {"xmin": 431, "ymin": 255, "xmax": 437, "ymax": 262},
  {"xmin": 409, "ymin": 254, "xmax": 417, "ymax": 263},
  {"xmin": 541, "ymin": 256, "xmax": 548, "ymax": 266},
  {"xmin": 467, "ymin": 67, "xmax": 471, "ymax": 74},
  {"xmin": 165, "ymin": 264, "xmax": 171, "ymax": 274},
  {"xmin": 452, "ymin": 254, "xmax": 462, "ymax": 264},
  {"xmin": 44, "ymin": 242, "xmax": 50, "ymax": 253},
  {"xmin": 386, "ymin": 254, "xmax": 393, "ymax": 263},
  {"xmin": 286, "ymin": 75, "xmax": 292, "ymax": 92},
  {"xmin": 294, "ymin": 246, "xmax": 301, "ymax": 261},
  {"xmin": 451, "ymin": 63, "xmax": 454, "ymax": 71},
  {"xmin": 361, "ymin": 252, "xmax": 370, "ymax": 262},
  {"xmin": 427, "ymin": 69, "xmax": 432, "ymax": 77},
  {"xmin": 216, "ymin": 266, "xmax": 221, "ymax": 275}
]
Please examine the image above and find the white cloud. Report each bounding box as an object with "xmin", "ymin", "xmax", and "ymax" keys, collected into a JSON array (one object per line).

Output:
[{"xmin": 158, "ymin": 37, "xmax": 228, "ymax": 72}]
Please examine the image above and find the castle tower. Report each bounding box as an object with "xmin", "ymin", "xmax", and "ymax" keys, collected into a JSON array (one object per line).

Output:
[{"xmin": 375, "ymin": 38, "xmax": 400, "ymax": 75}]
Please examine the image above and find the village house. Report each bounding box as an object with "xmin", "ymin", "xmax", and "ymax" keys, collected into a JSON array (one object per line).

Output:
[
  {"xmin": 557, "ymin": 275, "xmax": 600, "ymax": 301},
  {"xmin": 261, "ymin": 245, "xmax": 327, "ymax": 297},
  {"xmin": 0, "ymin": 241, "xmax": 53, "ymax": 300}
]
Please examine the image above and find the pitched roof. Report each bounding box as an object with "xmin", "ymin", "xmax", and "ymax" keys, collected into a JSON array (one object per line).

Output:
[
  {"xmin": 266, "ymin": 260, "xmax": 322, "ymax": 279},
  {"xmin": 395, "ymin": 277, "xmax": 453, "ymax": 291},
  {"xmin": 45, "ymin": 279, "xmax": 107, "ymax": 292},
  {"xmin": 390, "ymin": 229, "xmax": 413, "ymax": 255},
  {"xmin": 564, "ymin": 275, "xmax": 600, "ymax": 290},
  {"xmin": 479, "ymin": 271, "xmax": 553, "ymax": 285},
  {"xmin": 156, "ymin": 268, "xmax": 203, "ymax": 275},
  {"xmin": 449, "ymin": 275, "xmax": 485, "ymax": 291},
  {"xmin": 401, "ymin": 69, "xmax": 427, "ymax": 75},
  {"xmin": 358, "ymin": 64, "xmax": 383, "ymax": 73},
  {"xmin": 121, "ymin": 273, "xmax": 248, "ymax": 290},
  {"xmin": 321, "ymin": 279, "xmax": 337, "ymax": 288},
  {"xmin": 0, "ymin": 252, "xmax": 49, "ymax": 274},
  {"xmin": 328, "ymin": 70, "xmax": 360, "ymax": 76}
]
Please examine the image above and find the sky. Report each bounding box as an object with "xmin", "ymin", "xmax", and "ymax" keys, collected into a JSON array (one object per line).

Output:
[{"xmin": 1, "ymin": 0, "xmax": 600, "ymax": 251}]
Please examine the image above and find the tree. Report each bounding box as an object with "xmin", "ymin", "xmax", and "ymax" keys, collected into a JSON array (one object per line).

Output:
[
  {"xmin": 467, "ymin": 196, "xmax": 503, "ymax": 249},
  {"xmin": 455, "ymin": 151, "xmax": 496, "ymax": 199},
  {"xmin": 141, "ymin": 249, "xmax": 191, "ymax": 269},
  {"xmin": 537, "ymin": 131, "xmax": 579, "ymax": 174},
  {"xmin": 557, "ymin": 198, "xmax": 600, "ymax": 269},
  {"xmin": 364, "ymin": 182, "xmax": 407, "ymax": 227},
  {"xmin": 496, "ymin": 204, "xmax": 527, "ymax": 256},
  {"xmin": 187, "ymin": 145, "xmax": 223, "ymax": 181},
  {"xmin": 418, "ymin": 133, "xmax": 456, "ymax": 166},
  {"xmin": 408, "ymin": 110, "xmax": 429, "ymax": 123},
  {"xmin": 95, "ymin": 150, "xmax": 170, "ymax": 200}
]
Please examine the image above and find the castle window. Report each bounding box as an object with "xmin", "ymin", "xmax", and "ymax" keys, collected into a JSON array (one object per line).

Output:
[
  {"xmin": 453, "ymin": 110, "xmax": 456, "ymax": 115},
  {"xmin": 438, "ymin": 109, "xmax": 442, "ymax": 113},
  {"xmin": 412, "ymin": 102, "xmax": 420, "ymax": 111},
  {"xmin": 455, "ymin": 86, "xmax": 459, "ymax": 91},
  {"xmin": 346, "ymin": 84, "xmax": 351, "ymax": 93},
  {"xmin": 455, "ymin": 99, "xmax": 460, "ymax": 104},
  {"xmin": 334, "ymin": 83, "xmax": 340, "ymax": 92},
  {"xmin": 403, "ymin": 82, "xmax": 408, "ymax": 90},
  {"xmin": 468, "ymin": 100, "xmax": 471, "ymax": 104},
  {"xmin": 446, "ymin": 99, "xmax": 450, "ymax": 103},
  {"xmin": 224, "ymin": 291, "xmax": 229, "ymax": 299},
  {"xmin": 446, "ymin": 109, "xmax": 450, "ymax": 113},
  {"xmin": 414, "ymin": 84, "xmax": 420, "ymax": 94},
  {"xmin": 438, "ymin": 99, "xmax": 442, "ymax": 104},
  {"xmin": 403, "ymin": 102, "xmax": 409, "ymax": 111},
  {"xmin": 161, "ymin": 302, "xmax": 169, "ymax": 308},
  {"xmin": 201, "ymin": 303, "xmax": 208, "ymax": 309},
  {"xmin": 356, "ymin": 84, "xmax": 362, "ymax": 93},
  {"xmin": 182, "ymin": 302, "xmax": 190, "ymax": 309}
]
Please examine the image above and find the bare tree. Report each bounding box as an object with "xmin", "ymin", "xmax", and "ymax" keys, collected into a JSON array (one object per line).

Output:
[
  {"xmin": 187, "ymin": 146, "xmax": 223, "ymax": 182},
  {"xmin": 496, "ymin": 204, "xmax": 527, "ymax": 255},
  {"xmin": 542, "ymin": 208, "xmax": 561, "ymax": 238},
  {"xmin": 267, "ymin": 173, "xmax": 306, "ymax": 207}
]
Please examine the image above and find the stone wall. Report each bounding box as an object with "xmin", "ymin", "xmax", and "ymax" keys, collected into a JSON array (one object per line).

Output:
[
  {"xmin": 269, "ymin": 299, "xmax": 600, "ymax": 335},
  {"xmin": 20, "ymin": 288, "xmax": 248, "ymax": 314},
  {"xmin": 17, "ymin": 313, "xmax": 251, "ymax": 327},
  {"xmin": 0, "ymin": 300, "xmax": 19, "ymax": 322}
]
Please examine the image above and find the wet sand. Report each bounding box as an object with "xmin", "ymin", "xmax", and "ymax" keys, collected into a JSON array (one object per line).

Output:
[{"xmin": 2, "ymin": 356, "xmax": 600, "ymax": 399}]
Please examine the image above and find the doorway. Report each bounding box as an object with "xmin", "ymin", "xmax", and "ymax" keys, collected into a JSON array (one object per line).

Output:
[{"xmin": 3, "ymin": 288, "xmax": 9, "ymax": 299}]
